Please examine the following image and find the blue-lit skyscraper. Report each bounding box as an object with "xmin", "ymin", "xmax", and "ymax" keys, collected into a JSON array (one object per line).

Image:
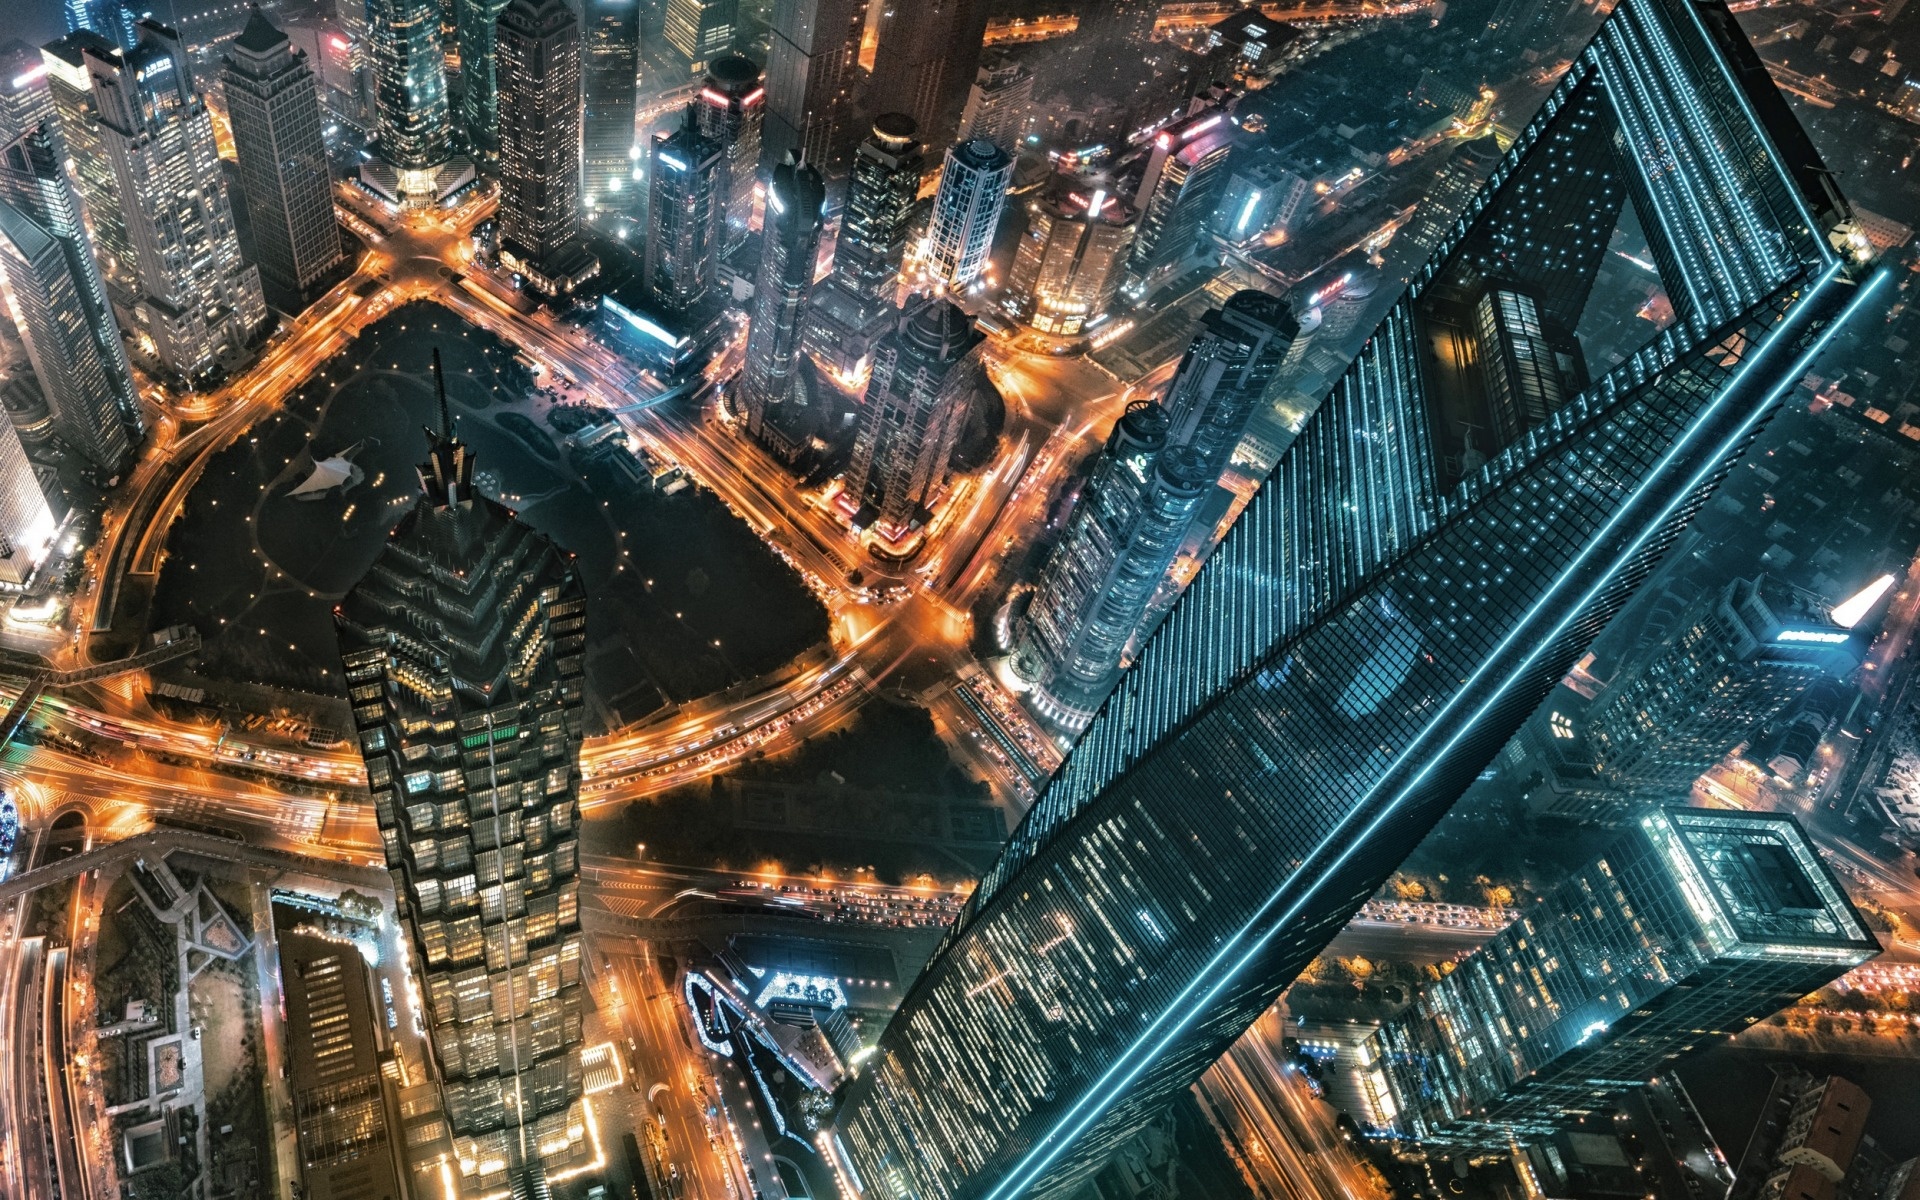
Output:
[
  {"xmin": 924, "ymin": 137, "xmax": 1010, "ymax": 291},
  {"xmin": 1361, "ymin": 808, "xmax": 1877, "ymax": 1147},
  {"xmin": 832, "ymin": 0, "xmax": 1883, "ymax": 1195},
  {"xmin": 741, "ymin": 155, "xmax": 826, "ymax": 461},
  {"xmin": 65, "ymin": 0, "xmax": 137, "ymax": 49},
  {"xmin": 644, "ymin": 109, "xmax": 723, "ymax": 314}
]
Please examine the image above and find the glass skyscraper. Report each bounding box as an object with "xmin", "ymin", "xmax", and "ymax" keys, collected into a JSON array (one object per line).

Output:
[
  {"xmin": 832, "ymin": 0, "xmax": 1884, "ymax": 1195},
  {"xmin": 362, "ymin": 0, "xmax": 470, "ymax": 206},
  {"xmin": 582, "ymin": 0, "xmax": 639, "ymax": 216},
  {"xmin": 741, "ymin": 156, "xmax": 826, "ymax": 461},
  {"xmin": 1361, "ymin": 808, "xmax": 1877, "ymax": 1147},
  {"xmin": 337, "ymin": 366, "xmax": 594, "ymax": 1199},
  {"xmin": 693, "ymin": 53, "xmax": 764, "ymax": 255},
  {"xmin": 644, "ymin": 110, "xmax": 724, "ymax": 314},
  {"xmin": 496, "ymin": 0, "xmax": 600, "ymax": 295},
  {"xmin": 924, "ymin": 138, "xmax": 1010, "ymax": 291}
]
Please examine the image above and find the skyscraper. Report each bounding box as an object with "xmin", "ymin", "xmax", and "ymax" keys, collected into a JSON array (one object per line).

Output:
[
  {"xmin": 955, "ymin": 50, "xmax": 1033, "ymax": 157},
  {"xmin": 844, "ymin": 297, "xmax": 982, "ymax": 542},
  {"xmin": 0, "ymin": 99, "xmax": 141, "ymax": 471},
  {"xmin": 1003, "ymin": 178, "xmax": 1137, "ymax": 339},
  {"xmin": 866, "ymin": 0, "xmax": 990, "ymax": 151},
  {"xmin": 1585, "ymin": 576, "xmax": 1863, "ymax": 794},
  {"xmin": 1362, "ymin": 808, "xmax": 1876, "ymax": 1147},
  {"xmin": 664, "ymin": 0, "xmax": 737, "ymax": 74},
  {"xmin": 42, "ymin": 31, "xmax": 140, "ymax": 315},
  {"xmin": 1126, "ymin": 99, "xmax": 1235, "ymax": 296},
  {"xmin": 0, "ymin": 404, "xmax": 56, "ymax": 584},
  {"xmin": 455, "ymin": 0, "xmax": 511, "ymax": 160},
  {"xmin": 496, "ymin": 0, "xmax": 599, "ymax": 295},
  {"xmin": 85, "ymin": 21, "xmax": 266, "ymax": 383},
  {"xmin": 1013, "ymin": 402, "xmax": 1209, "ymax": 731},
  {"xmin": 1157, "ymin": 289, "xmax": 1297, "ymax": 482},
  {"xmin": 645, "ymin": 110, "xmax": 723, "ymax": 313},
  {"xmin": 761, "ymin": 0, "xmax": 864, "ymax": 174},
  {"xmin": 220, "ymin": 7, "xmax": 347, "ymax": 304},
  {"xmin": 64, "ymin": 0, "xmax": 136, "ymax": 48},
  {"xmin": 337, "ymin": 359, "xmax": 592, "ymax": 1199},
  {"xmin": 740, "ymin": 156, "xmax": 825, "ymax": 460},
  {"xmin": 924, "ymin": 137, "xmax": 1010, "ymax": 290},
  {"xmin": 363, "ymin": 0, "xmax": 470, "ymax": 205},
  {"xmin": 581, "ymin": 0, "xmax": 639, "ymax": 216},
  {"xmin": 832, "ymin": 0, "xmax": 1880, "ymax": 1193},
  {"xmin": 803, "ymin": 112, "xmax": 920, "ymax": 387},
  {"xmin": 1390, "ymin": 133, "xmax": 1503, "ymax": 276},
  {"xmin": 693, "ymin": 53, "xmax": 764, "ymax": 254}
]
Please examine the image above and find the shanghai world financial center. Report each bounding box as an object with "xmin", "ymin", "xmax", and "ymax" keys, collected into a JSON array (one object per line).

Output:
[{"xmin": 833, "ymin": 0, "xmax": 1885, "ymax": 1195}]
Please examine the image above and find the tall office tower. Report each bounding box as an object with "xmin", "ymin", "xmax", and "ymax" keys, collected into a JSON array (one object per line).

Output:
[
  {"xmin": 1584, "ymin": 576, "xmax": 1862, "ymax": 794},
  {"xmin": 455, "ymin": 0, "xmax": 511, "ymax": 161},
  {"xmin": 1002, "ymin": 178, "xmax": 1136, "ymax": 339},
  {"xmin": 924, "ymin": 137, "xmax": 1010, "ymax": 290},
  {"xmin": 844, "ymin": 297, "xmax": 982, "ymax": 541},
  {"xmin": 85, "ymin": 21, "xmax": 266, "ymax": 383},
  {"xmin": 802, "ymin": 112, "xmax": 920, "ymax": 385},
  {"xmin": 0, "ymin": 42, "xmax": 53, "ymax": 138},
  {"xmin": 955, "ymin": 50, "xmax": 1032, "ymax": 156},
  {"xmin": 832, "ymin": 0, "xmax": 1878, "ymax": 1193},
  {"xmin": 762, "ymin": 0, "xmax": 863, "ymax": 174},
  {"xmin": 664, "ymin": 0, "xmax": 737, "ymax": 73},
  {"xmin": 866, "ymin": 0, "xmax": 989, "ymax": 151},
  {"xmin": 1391, "ymin": 134, "xmax": 1503, "ymax": 275},
  {"xmin": 644, "ymin": 110, "xmax": 724, "ymax": 313},
  {"xmin": 0, "ymin": 407, "xmax": 56, "ymax": 583},
  {"xmin": 1157, "ymin": 289, "xmax": 1297, "ymax": 482},
  {"xmin": 1364, "ymin": 808, "xmax": 1875, "ymax": 1147},
  {"xmin": 496, "ymin": 0, "xmax": 599, "ymax": 295},
  {"xmin": 581, "ymin": 0, "xmax": 639, "ymax": 216},
  {"xmin": 41, "ymin": 32, "xmax": 139, "ymax": 314},
  {"xmin": 363, "ymin": 0, "xmax": 469, "ymax": 205},
  {"xmin": 1126, "ymin": 100, "xmax": 1234, "ymax": 296},
  {"xmin": 219, "ymin": 8, "xmax": 347, "ymax": 305},
  {"xmin": 337, "ymin": 367, "xmax": 592, "ymax": 1199},
  {"xmin": 693, "ymin": 53, "xmax": 764, "ymax": 254},
  {"xmin": 65, "ymin": 0, "xmax": 137, "ymax": 48},
  {"xmin": 1013, "ymin": 403, "xmax": 1209, "ymax": 730},
  {"xmin": 0, "ymin": 118, "xmax": 141, "ymax": 471},
  {"xmin": 740, "ymin": 156, "xmax": 825, "ymax": 458}
]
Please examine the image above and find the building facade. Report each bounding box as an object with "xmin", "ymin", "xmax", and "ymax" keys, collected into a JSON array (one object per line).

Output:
[
  {"xmin": 1004, "ymin": 178, "xmax": 1137, "ymax": 339},
  {"xmin": 1014, "ymin": 402, "xmax": 1209, "ymax": 731},
  {"xmin": 41, "ymin": 31, "xmax": 138, "ymax": 314},
  {"xmin": 85, "ymin": 21, "xmax": 266, "ymax": 383},
  {"xmin": 924, "ymin": 137, "xmax": 1010, "ymax": 290},
  {"xmin": 0, "ymin": 105, "xmax": 141, "ymax": 472},
  {"xmin": 693, "ymin": 53, "xmax": 764, "ymax": 254},
  {"xmin": 845, "ymin": 298, "xmax": 983, "ymax": 542},
  {"xmin": 1126, "ymin": 101, "xmax": 1235, "ymax": 295},
  {"xmin": 582, "ymin": 0, "xmax": 639, "ymax": 216},
  {"xmin": 866, "ymin": 0, "xmax": 990, "ymax": 150},
  {"xmin": 1585, "ymin": 576, "xmax": 1863, "ymax": 794},
  {"xmin": 337, "ymin": 379, "xmax": 593, "ymax": 1199},
  {"xmin": 956, "ymin": 50, "xmax": 1033, "ymax": 156},
  {"xmin": 645, "ymin": 110, "xmax": 724, "ymax": 313},
  {"xmin": 761, "ymin": 0, "xmax": 864, "ymax": 174},
  {"xmin": 496, "ymin": 0, "xmax": 599, "ymax": 294},
  {"xmin": 363, "ymin": 0, "xmax": 469, "ymax": 204},
  {"xmin": 664, "ymin": 0, "xmax": 737, "ymax": 74},
  {"xmin": 220, "ymin": 8, "xmax": 347, "ymax": 303},
  {"xmin": 1157, "ymin": 289, "xmax": 1297, "ymax": 482},
  {"xmin": 740, "ymin": 156, "xmax": 825, "ymax": 459},
  {"xmin": 65, "ymin": 0, "xmax": 138, "ymax": 48},
  {"xmin": 802, "ymin": 116, "xmax": 923, "ymax": 386},
  {"xmin": 455, "ymin": 0, "xmax": 512, "ymax": 160},
  {"xmin": 1363, "ymin": 809, "xmax": 1876, "ymax": 1146},
  {"xmin": 831, "ymin": 0, "xmax": 1877, "ymax": 1193}
]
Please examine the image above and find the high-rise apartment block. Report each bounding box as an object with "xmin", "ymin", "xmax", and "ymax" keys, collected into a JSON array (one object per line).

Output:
[
  {"xmin": 762, "ymin": 0, "xmax": 863, "ymax": 174},
  {"xmin": 363, "ymin": 0, "xmax": 471, "ymax": 205},
  {"xmin": 833, "ymin": 0, "xmax": 1878, "ymax": 1193},
  {"xmin": 645, "ymin": 111, "xmax": 724, "ymax": 313},
  {"xmin": 582, "ymin": 0, "xmax": 639, "ymax": 216},
  {"xmin": 740, "ymin": 156, "xmax": 826, "ymax": 461},
  {"xmin": 955, "ymin": 50, "xmax": 1033, "ymax": 156},
  {"xmin": 41, "ymin": 32, "xmax": 139, "ymax": 315},
  {"xmin": 220, "ymin": 8, "xmax": 348, "ymax": 304},
  {"xmin": 1362, "ymin": 809, "xmax": 1876, "ymax": 1147},
  {"xmin": 803, "ymin": 112, "xmax": 921, "ymax": 387},
  {"xmin": 0, "ymin": 99, "xmax": 141, "ymax": 472},
  {"xmin": 924, "ymin": 137, "xmax": 1010, "ymax": 290},
  {"xmin": 664, "ymin": 0, "xmax": 737, "ymax": 74},
  {"xmin": 337, "ymin": 372, "xmax": 593, "ymax": 1200},
  {"xmin": 1014, "ymin": 402, "xmax": 1208, "ymax": 730},
  {"xmin": 1585, "ymin": 576, "xmax": 1863, "ymax": 794},
  {"xmin": 1003, "ymin": 178, "xmax": 1136, "ymax": 339},
  {"xmin": 866, "ymin": 0, "xmax": 989, "ymax": 150},
  {"xmin": 845, "ymin": 298, "xmax": 983, "ymax": 542},
  {"xmin": 496, "ymin": 0, "xmax": 599, "ymax": 295},
  {"xmin": 693, "ymin": 53, "xmax": 764, "ymax": 254},
  {"xmin": 86, "ymin": 21, "xmax": 266, "ymax": 383}
]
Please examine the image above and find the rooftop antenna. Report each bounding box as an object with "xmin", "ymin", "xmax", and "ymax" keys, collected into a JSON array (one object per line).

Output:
[{"xmin": 431, "ymin": 348, "xmax": 450, "ymax": 438}]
